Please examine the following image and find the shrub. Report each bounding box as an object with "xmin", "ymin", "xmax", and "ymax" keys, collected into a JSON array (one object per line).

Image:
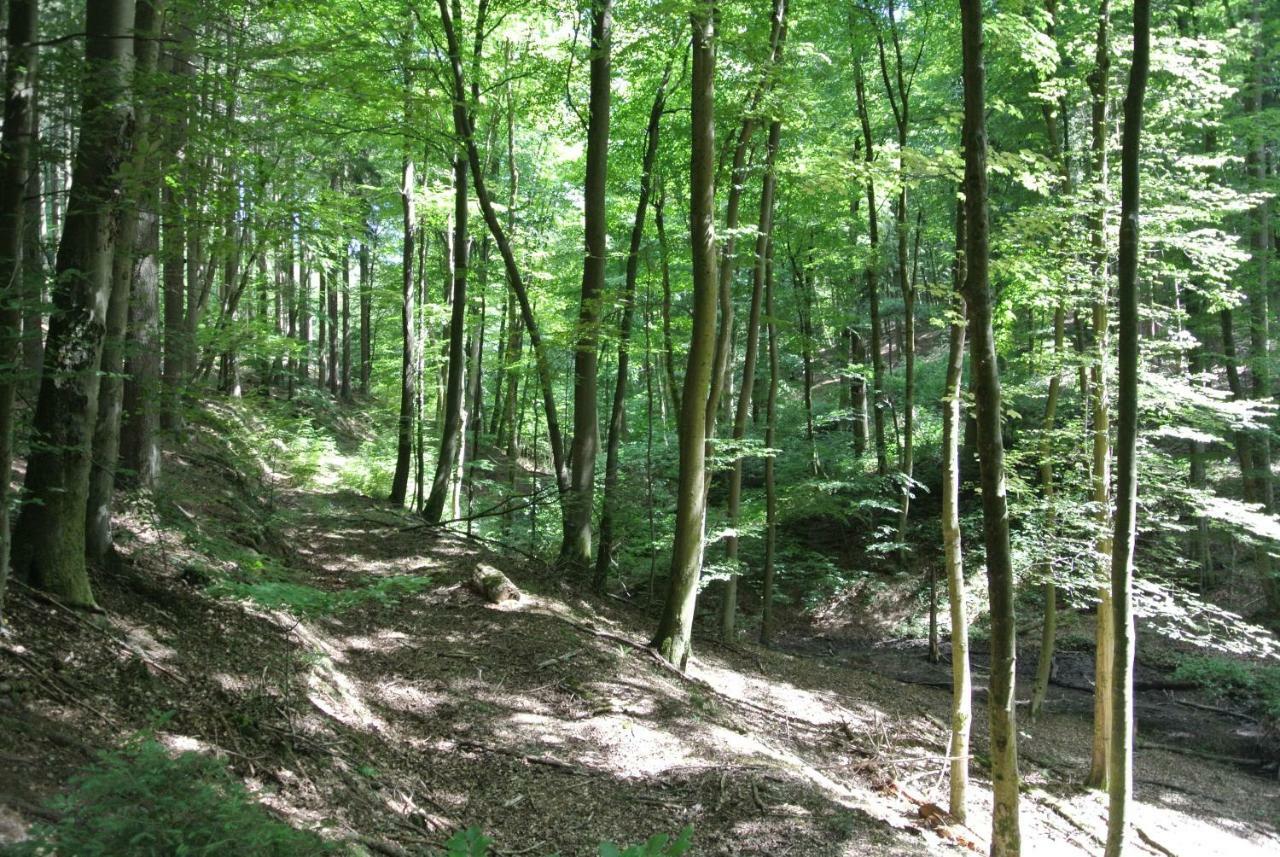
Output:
[{"xmin": 4, "ymin": 739, "xmax": 334, "ymax": 857}]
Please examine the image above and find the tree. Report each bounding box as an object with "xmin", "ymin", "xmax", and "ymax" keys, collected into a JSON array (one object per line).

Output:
[
  {"xmin": 1105, "ymin": 0, "xmax": 1150, "ymax": 850},
  {"xmin": 560, "ymin": 0, "xmax": 613, "ymax": 571},
  {"xmin": 959, "ymin": 0, "xmax": 1021, "ymax": 851},
  {"xmin": 0, "ymin": 0, "xmax": 37, "ymax": 612},
  {"xmin": 12, "ymin": 0, "xmax": 137, "ymax": 606},
  {"xmin": 941, "ymin": 195, "xmax": 970, "ymax": 823},
  {"xmin": 595, "ymin": 61, "xmax": 670, "ymax": 590},
  {"xmin": 652, "ymin": 0, "xmax": 717, "ymax": 670},
  {"xmin": 721, "ymin": 114, "xmax": 781, "ymax": 642},
  {"xmin": 86, "ymin": 0, "xmax": 163, "ymax": 564}
]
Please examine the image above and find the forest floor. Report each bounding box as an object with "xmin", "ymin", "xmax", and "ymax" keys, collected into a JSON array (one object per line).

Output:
[{"xmin": 1, "ymin": 399, "xmax": 1279, "ymax": 856}]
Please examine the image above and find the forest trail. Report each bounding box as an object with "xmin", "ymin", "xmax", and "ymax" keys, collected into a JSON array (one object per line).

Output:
[{"xmin": 1, "ymin": 407, "xmax": 1278, "ymax": 856}]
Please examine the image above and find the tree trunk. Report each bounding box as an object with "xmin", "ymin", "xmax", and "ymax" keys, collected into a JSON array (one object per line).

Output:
[
  {"xmin": 21, "ymin": 99, "xmax": 43, "ymax": 392},
  {"xmin": 722, "ymin": 115, "xmax": 781, "ymax": 642},
  {"xmin": 760, "ymin": 235, "xmax": 779, "ymax": 647},
  {"xmin": 704, "ymin": 0, "xmax": 788, "ymax": 447},
  {"xmin": 1244, "ymin": 0, "xmax": 1275, "ymax": 611},
  {"xmin": 1086, "ymin": 0, "xmax": 1114, "ymax": 792},
  {"xmin": 959, "ymin": 0, "xmax": 1021, "ymax": 852},
  {"xmin": 652, "ymin": 0, "xmax": 717, "ymax": 671},
  {"xmin": 656, "ymin": 178, "xmax": 679, "ymax": 416},
  {"xmin": 854, "ymin": 64, "xmax": 889, "ymax": 478},
  {"xmin": 560, "ymin": 0, "xmax": 613, "ymax": 570},
  {"xmin": 941, "ymin": 195, "xmax": 970, "ymax": 824},
  {"xmin": 436, "ymin": 0, "xmax": 570, "ymax": 504},
  {"xmin": 1105, "ymin": 2, "xmax": 1148, "ymax": 851},
  {"xmin": 424, "ymin": 152, "xmax": 470, "ymax": 524},
  {"xmin": 0, "ymin": 0, "xmax": 37, "ymax": 611},
  {"xmin": 595, "ymin": 63, "xmax": 669, "ymax": 590},
  {"xmin": 341, "ymin": 241, "xmax": 351, "ymax": 400},
  {"xmin": 359, "ymin": 235, "xmax": 372, "ymax": 395},
  {"xmin": 12, "ymin": 0, "xmax": 136, "ymax": 606},
  {"xmin": 390, "ymin": 147, "xmax": 416, "ymax": 506}
]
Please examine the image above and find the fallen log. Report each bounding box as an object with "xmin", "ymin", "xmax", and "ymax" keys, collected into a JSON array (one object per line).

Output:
[{"xmin": 471, "ymin": 564, "xmax": 521, "ymax": 604}]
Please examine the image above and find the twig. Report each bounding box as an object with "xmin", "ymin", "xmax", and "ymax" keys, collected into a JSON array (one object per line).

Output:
[
  {"xmin": 456, "ymin": 739, "xmax": 582, "ymax": 773},
  {"xmin": 1137, "ymin": 827, "xmax": 1182, "ymax": 857}
]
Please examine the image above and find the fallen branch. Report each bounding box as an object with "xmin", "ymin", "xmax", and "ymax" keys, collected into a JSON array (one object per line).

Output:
[
  {"xmin": 1137, "ymin": 741, "xmax": 1262, "ymax": 767},
  {"xmin": 456, "ymin": 740, "xmax": 581, "ymax": 773},
  {"xmin": 1171, "ymin": 697, "xmax": 1258, "ymax": 723},
  {"xmin": 1137, "ymin": 826, "xmax": 1182, "ymax": 857}
]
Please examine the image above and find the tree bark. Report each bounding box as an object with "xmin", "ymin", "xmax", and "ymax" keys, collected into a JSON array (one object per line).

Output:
[
  {"xmin": 0, "ymin": 0, "xmax": 37, "ymax": 611},
  {"xmin": 559, "ymin": 0, "xmax": 613, "ymax": 570},
  {"xmin": 1105, "ymin": 0, "xmax": 1148, "ymax": 851},
  {"xmin": 436, "ymin": 0, "xmax": 570, "ymax": 503},
  {"xmin": 1086, "ymin": 0, "xmax": 1114, "ymax": 792},
  {"xmin": 854, "ymin": 63, "xmax": 889, "ymax": 478},
  {"xmin": 118, "ymin": 0, "xmax": 165, "ymax": 492},
  {"xmin": 389, "ymin": 78, "xmax": 416, "ymax": 507},
  {"xmin": 760, "ymin": 235, "xmax": 779, "ymax": 647},
  {"xmin": 595, "ymin": 63, "xmax": 669, "ymax": 589},
  {"xmin": 959, "ymin": 0, "xmax": 1021, "ymax": 851},
  {"xmin": 652, "ymin": 0, "xmax": 717, "ymax": 670},
  {"xmin": 12, "ymin": 0, "xmax": 136, "ymax": 606},
  {"xmin": 722, "ymin": 115, "xmax": 781, "ymax": 641},
  {"xmin": 424, "ymin": 151, "xmax": 470, "ymax": 524},
  {"xmin": 941, "ymin": 194, "xmax": 970, "ymax": 824}
]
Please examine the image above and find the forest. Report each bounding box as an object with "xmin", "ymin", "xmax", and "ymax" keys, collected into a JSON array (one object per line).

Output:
[{"xmin": 0, "ymin": 0, "xmax": 1277, "ymax": 854}]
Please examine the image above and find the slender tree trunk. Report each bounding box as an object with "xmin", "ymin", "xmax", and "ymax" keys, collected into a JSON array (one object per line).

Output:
[
  {"xmin": 390, "ymin": 149, "xmax": 416, "ymax": 506},
  {"xmin": 941, "ymin": 195, "xmax": 970, "ymax": 824},
  {"xmin": 326, "ymin": 258, "xmax": 338, "ymax": 395},
  {"xmin": 160, "ymin": 45, "xmax": 191, "ymax": 430},
  {"xmin": 21, "ymin": 100, "xmax": 43, "ymax": 392},
  {"xmin": 652, "ymin": 0, "xmax": 717, "ymax": 670},
  {"xmin": 1104, "ymin": 1, "xmax": 1148, "ymax": 851},
  {"xmin": 705, "ymin": 0, "xmax": 788, "ymax": 446},
  {"xmin": 341, "ymin": 241, "xmax": 351, "ymax": 400},
  {"xmin": 1244, "ymin": 0, "xmax": 1275, "ymax": 610},
  {"xmin": 722, "ymin": 116, "xmax": 781, "ymax": 641},
  {"xmin": 436, "ymin": 0, "xmax": 569, "ymax": 503},
  {"xmin": 359, "ymin": 234, "xmax": 371, "ymax": 395},
  {"xmin": 760, "ymin": 235, "xmax": 779, "ymax": 646},
  {"xmin": 120, "ymin": 181, "xmax": 161, "ymax": 488},
  {"xmin": 1086, "ymin": 0, "xmax": 1114, "ymax": 791},
  {"xmin": 656, "ymin": 178, "xmax": 679, "ymax": 416},
  {"xmin": 595, "ymin": 64, "xmax": 669, "ymax": 589},
  {"xmin": 12, "ymin": 0, "xmax": 136, "ymax": 605},
  {"xmin": 560, "ymin": 0, "xmax": 613, "ymax": 568},
  {"xmin": 854, "ymin": 64, "xmax": 889, "ymax": 478},
  {"xmin": 424, "ymin": 151, "xmax": 470, "ymax": 524},
  {"xmin": 960, "ymin": 0, "xmax": 1021, "ymax": 851},
  {"xmin": 0, "ymin": 0, "xmax": 37, "ymax": 612}
]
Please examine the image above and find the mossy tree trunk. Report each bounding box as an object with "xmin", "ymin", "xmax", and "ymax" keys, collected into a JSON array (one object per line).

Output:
[
  {"xmin": 0, "ymin": 0, "xmax": 37, "ymax": 613},
  {"xmin": 13, "ymin": 0, "xmax": 137, "ymax": 606}
]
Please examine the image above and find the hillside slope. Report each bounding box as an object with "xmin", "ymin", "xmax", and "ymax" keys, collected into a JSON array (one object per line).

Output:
[{"xmin": 1, "ymin": 400, "xmax": 1276, "ymax": 856}]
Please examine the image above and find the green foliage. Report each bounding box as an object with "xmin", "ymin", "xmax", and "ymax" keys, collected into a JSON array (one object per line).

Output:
[
  {"xmin": 1173, "ymin": 655, "xmax": 1280, "ymax": 719},
  {"xmin": 598, "ymin": 826, "xmax": 694, "ymax": 857},
  {"xmin": 3, "ymin": 739, "xmax": 334, "ymax": 857},
  {"xmin": 210, "ymin": 573, "xmax": 433, "ymax": 618}
]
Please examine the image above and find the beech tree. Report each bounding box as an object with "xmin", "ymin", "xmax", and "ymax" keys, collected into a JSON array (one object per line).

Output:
[{"xmin": 11, "ymin": 0, "xmax": 136, "ymax": 606}]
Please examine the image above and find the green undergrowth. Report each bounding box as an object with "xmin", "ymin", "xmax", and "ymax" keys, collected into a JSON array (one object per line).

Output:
[
  {"xmin": 1173, "ymin": 654, "xmax": 1280, "ymax": 720},
  {"xmin": 2, "ymin": 737, "xmax": 335, "ymax": 857},
  {"xmin": 3, "ymin": 737, "xmax": 694, "ymax": 857}
]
